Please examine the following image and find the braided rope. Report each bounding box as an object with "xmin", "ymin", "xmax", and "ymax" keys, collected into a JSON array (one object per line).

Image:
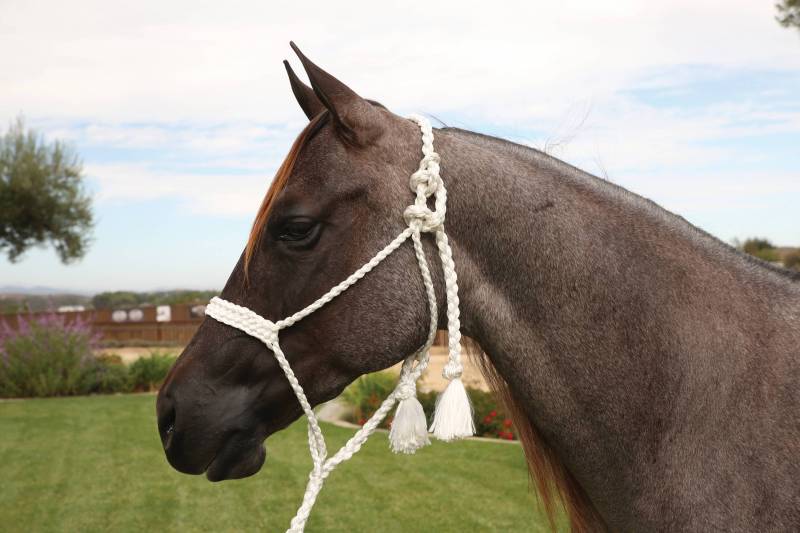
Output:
[
  {"xmin": 275, "ymin": 227, "xmax": 414, "ymax": 330},
  {"xmin": 204, "ymin": 115, "xmax": 462, "ymax": 532}
]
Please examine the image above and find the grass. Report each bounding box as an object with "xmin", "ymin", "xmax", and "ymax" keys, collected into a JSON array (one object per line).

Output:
[{"xmin": 0, "ymin": 394, "xmax": 564, "ymax": 532}]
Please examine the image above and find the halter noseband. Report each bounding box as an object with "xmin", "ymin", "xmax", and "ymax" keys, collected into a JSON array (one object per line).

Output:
[{"xmin": 205, "ymin": 115, "xmax": 473, "ymax": 532}]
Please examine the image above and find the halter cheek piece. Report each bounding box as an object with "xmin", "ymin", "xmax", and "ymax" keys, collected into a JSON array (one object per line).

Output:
[{"xmin": 205, "ymin": 115, "xmax": 473, "ymax": 533}]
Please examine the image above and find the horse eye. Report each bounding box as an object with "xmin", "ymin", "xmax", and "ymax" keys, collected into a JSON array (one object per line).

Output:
[{"xmin": 277, "ymin": 218, "xmax": 318, "ymax": 242}]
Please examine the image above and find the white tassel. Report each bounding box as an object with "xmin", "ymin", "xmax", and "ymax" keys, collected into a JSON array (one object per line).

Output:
[
  {"xmin": 389, "ymin": 395, "xmax": 430, "ymax": 454},
  {"xmin": 429, "ymin": 377, "xmax": 474, "ymax": 441}
]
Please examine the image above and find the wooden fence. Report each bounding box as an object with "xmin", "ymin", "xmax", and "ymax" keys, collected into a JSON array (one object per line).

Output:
[
  {"xmin": 2, "ymin": 304, "xmax": 449, "ymax": 347},
  {"xmin": 1, "ymin": 303, "xmax": 206, "ymax": 345}
]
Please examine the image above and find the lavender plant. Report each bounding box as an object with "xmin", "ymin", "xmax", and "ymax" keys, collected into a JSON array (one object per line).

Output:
[{"xmin": 0, "ymin": 313, "xmax": 100, "ymax": 397}]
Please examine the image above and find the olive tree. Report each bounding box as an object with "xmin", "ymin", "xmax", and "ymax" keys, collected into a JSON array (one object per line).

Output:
[
  {"xmin": 0, "ymin": 117, "xmax": 93, "ymax": 263},
  {"xmin": 777, "ymin": 0, "xmax": 800, "ymax": 30}
]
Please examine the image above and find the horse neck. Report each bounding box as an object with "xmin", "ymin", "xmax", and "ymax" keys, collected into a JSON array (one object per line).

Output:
[{"xmin": 435, "ymin": 128, "xmax": 798, "ymax": 529}]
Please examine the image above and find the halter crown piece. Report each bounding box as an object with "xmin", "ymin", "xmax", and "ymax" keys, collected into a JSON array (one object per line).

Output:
[{"xmin": 205, "ymin": 115, "xmax": 473, "ymax": 532}]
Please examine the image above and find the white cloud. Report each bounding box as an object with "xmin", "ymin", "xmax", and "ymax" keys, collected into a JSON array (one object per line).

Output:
[
  {"xmin": 626, "ymin": 171, "xmax": 800, "ymax": 209},
  {"xmin": 85, "ymin": 162, "xmax": 274, "ymax": 217},
  {"xmin": 36, "ymin": 120, "xmax": 300, "ymax": 157},
  {"xmin": 1, "ymin": 0, "xmax": 798, "ymax": 124},
  {"xmin": 1, "ymin": 0, "xmax": 797, "ymax": 240},
  {"xmin": 523, "ymin": 96, "xmax": 800, "ymax": 176}
]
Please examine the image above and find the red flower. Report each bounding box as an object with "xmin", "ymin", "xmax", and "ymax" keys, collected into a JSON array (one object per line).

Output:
[
  {"xmin": 483, "ymin": 415, "xmax": 493, "ymax": 424},
  {"xmin": 358, "ymin": 417, "xmax": 366, "ymax": 426},
  {"xmin": 489, "ymin": 410, "xmax": 497, "ymax": 418},
  {"xmin": 504, "ymin": 432, "xmax": 514, "ymax": 440},
  {"xmin": 503, "ymin": 418, "xmax": 513, "ymax": 428}
]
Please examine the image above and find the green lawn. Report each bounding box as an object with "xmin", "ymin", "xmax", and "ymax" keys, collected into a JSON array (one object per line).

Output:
[{"xmin": 0, "ymin": 394, "xmax": 563, "ymax": 532}]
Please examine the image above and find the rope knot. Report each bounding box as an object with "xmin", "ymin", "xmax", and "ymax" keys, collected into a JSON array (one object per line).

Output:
[
  {"xmin": 396, "ymin": 380, "xmax": 417, "ymax": 401},
  {"xmin": 404, "ymin": 204, "xmax": 443, "ymax": 233},
  {"xmin": 262, "ymin": 323, "xmax": 279, "ymax": 346},
  {"xmin": 409, "ymin": 158, "xmax": 440, "ymax": 197},
  {"xmin": 442, "ymin": 360, "xmax": 463, "ymax": 380}
]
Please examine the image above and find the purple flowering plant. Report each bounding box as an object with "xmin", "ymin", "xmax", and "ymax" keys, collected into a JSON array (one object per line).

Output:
[{"xmin": 0, "ymin": 312, "xmax": 102, "ymax": 397}]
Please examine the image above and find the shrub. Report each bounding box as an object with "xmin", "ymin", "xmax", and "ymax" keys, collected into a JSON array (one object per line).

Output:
[
  {"xmin": 128, "ymin": 351, "xmax": 176, "ymax": 392},
  {"xmin": 784, "ymin": 250, "xmax": 800, "ymax": 271},
  {"xmin": 80, "ymin": 354, "xmax": 131, "ymax": 394},
  {"xmin": 468, "ymin": 388, "xmax": 517, "ymax": 440},
  {"xmin": 340, "ymin": 371, "xmax": 397, "ymax": 427},
  {"xmin": 419, "ymin": 387, "xmax": 517, "ymax": 440},
  {"xmin": 0, "ymin": 313, "xmax": 99, "ymax": 398},
  {"xmin": 742, "ymin": 238, "xmax": 780, "ymax": 262},
  {"xmin": 0, "ymin": 316, "xmax": 175, "ymax": 397},
  {"xmin": 341, "ymin": 371, "xmax": 517, "ymax": 440}
]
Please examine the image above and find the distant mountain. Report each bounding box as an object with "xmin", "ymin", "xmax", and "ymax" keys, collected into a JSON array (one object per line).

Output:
[
  {"xmin": 0, "ymin": 291, "xmax": 93, "ymax": 313},
  {"xmin": 0, "ymin": 285, "xmax": 92, "ymax": 296},
  {"xmin": 90, "ymin": 290, "xmax": 219, "ymax": 310},
  {"xmin": 0, "ymin": 287, "xmax": 220, "ymax": 314}
]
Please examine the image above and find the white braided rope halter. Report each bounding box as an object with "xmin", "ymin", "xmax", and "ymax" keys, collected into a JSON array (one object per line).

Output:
[{"xmin": 205, "ymin": 115, "xmax": 473, "ymax": 532}]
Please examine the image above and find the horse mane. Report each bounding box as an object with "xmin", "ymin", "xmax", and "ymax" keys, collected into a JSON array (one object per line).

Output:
[
  {"xmin": 244, "ymin": 112, "xmax": 329, "ymax": 275},
  {"xmin": 464, "ymin": 337, "xmax": 607, "ymax": 532}
]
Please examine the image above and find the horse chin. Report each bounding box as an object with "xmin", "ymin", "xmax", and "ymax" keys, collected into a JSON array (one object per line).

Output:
[{"xmin": 205, "ymin": 439, "xmax": 267, "ymax": 482}]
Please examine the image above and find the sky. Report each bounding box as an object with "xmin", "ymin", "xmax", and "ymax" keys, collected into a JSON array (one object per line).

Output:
[{"xmin": 0, "ymin": 0, "xmax": 798, "ymax": 293}]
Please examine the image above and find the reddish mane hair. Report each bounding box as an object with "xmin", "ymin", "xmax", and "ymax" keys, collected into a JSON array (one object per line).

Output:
[
  {"xmin": 244, "ymin": 113, "xmax": 327, "ymax": 273},
  {"xmin": 467, "ymin": 338, "xmax": 607, "ymax": 532}
]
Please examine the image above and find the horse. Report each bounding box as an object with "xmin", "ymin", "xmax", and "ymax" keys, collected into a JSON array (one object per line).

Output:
[{"xmin": 156, "ymin": 43, "xmax": 800, "ymax": 532}]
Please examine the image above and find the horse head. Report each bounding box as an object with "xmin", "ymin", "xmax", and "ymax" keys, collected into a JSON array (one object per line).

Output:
[{"xmin": 156, "ymin": 44, "xmax": 440, "ymax": 481}]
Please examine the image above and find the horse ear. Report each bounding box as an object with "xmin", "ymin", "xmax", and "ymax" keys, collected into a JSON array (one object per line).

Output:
[
  {"xmin": 290, "ymin": 42, "xmax": 383, "ymax": 145},
  {"xmin": 283, "ymin": 60, "xmax": 324, "ymax": 120}
]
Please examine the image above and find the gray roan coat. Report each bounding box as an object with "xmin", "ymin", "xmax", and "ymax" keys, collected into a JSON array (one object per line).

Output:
[{"xmin": 157, "ymin": 44, "xmax": 800, "ymax": 532}]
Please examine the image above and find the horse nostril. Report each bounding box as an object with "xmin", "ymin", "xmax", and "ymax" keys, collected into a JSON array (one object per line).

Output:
[{"xmin": 158, "ymin": 400, "xmax": 177, "ymax": 451}]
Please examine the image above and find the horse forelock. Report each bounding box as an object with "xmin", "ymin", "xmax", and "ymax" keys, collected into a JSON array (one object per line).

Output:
[{"xmin": 244, "ymin": 112, "xmax": 329, "ymax": 276}]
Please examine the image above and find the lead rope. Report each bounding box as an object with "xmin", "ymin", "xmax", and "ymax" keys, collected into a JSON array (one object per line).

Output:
[{"xmin": 205, "ymin": 115, "xmax": 473, "ymax": 533}]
